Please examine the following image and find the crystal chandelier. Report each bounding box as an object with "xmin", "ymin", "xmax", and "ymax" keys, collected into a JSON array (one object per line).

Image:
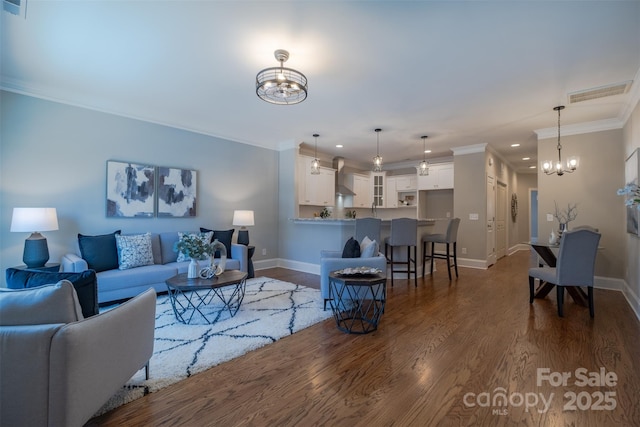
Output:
[
  {"xmin": 311, "ymin": 133, "xmax": 321, "ymax": 175},
  {"xmin": 418, "ymin": 135, "xmax": 429, "ymax": 176},
  {"xmin": 373, "ymin": 128, "xmax": 383, "ymax": 172},
  {"xmin": 256, "ymin": 49, "xmax": 308, "ymax": 105},
  {"xmin": 541, "ymin": 106, "xmax": 578, "ymax": 176}
]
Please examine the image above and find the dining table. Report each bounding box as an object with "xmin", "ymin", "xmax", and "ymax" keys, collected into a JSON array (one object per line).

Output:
[{"xmin": 529, "ymin": 241, "xmax": 589, "ymax": 307}]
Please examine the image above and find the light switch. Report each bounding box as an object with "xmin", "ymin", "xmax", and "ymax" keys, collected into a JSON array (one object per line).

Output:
[
  {"xmin": 469, "ymin": 213, "xmax": 479, "ymax": 220},
  {"xmin": 547, "ymin": 214, "xmax": 554, "ymax": 222}
]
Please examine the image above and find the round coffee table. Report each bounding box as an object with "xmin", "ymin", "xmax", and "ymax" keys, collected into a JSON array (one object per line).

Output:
[
  {"xmin": 328, "ymin": 271, "xmax": 387, "ymax": 334},
  {"xmin": 165, "ymin": 270, "xmax": 248, "ymax": 324}
]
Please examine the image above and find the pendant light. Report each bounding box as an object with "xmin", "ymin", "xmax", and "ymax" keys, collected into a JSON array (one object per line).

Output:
[
  {"xmin": 418, "ymin": 135, "xmax": 429, "ymax": 176},
  {"xmin": 373, "ymin": 128, "xmax": 383, "ymax": 172},
  {"xmin": 541, "ymin": 106, "xmax": 578, "ymax": 176},
  {"xmin": 310, "ymin": 133, "xmax": 321, "ymax": 175}
]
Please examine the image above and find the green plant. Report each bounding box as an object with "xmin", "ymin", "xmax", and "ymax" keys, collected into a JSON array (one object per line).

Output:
[
  {"xmin": 320, "ymin": 207, "xmax": 331, "ymax": 218},
  {"xmin": 173, "ymin": 234, "xmax": 214, "ymax": 260}
]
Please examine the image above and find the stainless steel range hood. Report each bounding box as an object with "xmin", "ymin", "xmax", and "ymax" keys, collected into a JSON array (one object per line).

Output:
[{"xmin": 333, "ymin": 157, "xmax": 356, "ymax": 196}]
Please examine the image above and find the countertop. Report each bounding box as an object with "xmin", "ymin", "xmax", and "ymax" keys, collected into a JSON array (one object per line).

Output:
[{"xmin": 291, "ymin": 218, "xmax": 440, "ymax": 225}]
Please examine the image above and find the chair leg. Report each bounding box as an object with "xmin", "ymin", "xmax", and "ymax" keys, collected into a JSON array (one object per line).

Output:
[
  {"xmin": 407, "ymin": 246, "xmax": 411, "ymax": 280},
  {"xmin": 422, "ymin": 241, "xmax": 427, "ymax": 278},
  {"xmin": 528, "ymin": 276, "xmax": 535, "ymax": 303},
  {"xmin": 412, "ymin": 245, "xmax": 417, "ymax": 287},
  {"xmin": 390, "ymin": 246, "xmax": 394, "ymax": 287},
  {"xmin": 557, "ymin": 286, "xmax": 564, "ymax": 317},
  {"xmin": 453, "ymin": 242, "xmax": 458, "ymax": 278},
  {"xmin": 446, "ymin": 243, "xmax": 452, "ymax": 281},
  {"xmin": 430, "ymin": 242, "xmax": 435, "ymax": 274},
  {"xmin": 145, "ymin": 362, "xmax": 150, "ymax": 380},
  {"xmin": 588, "ymin": 287, "xmax": 594, "ymax": 318}
]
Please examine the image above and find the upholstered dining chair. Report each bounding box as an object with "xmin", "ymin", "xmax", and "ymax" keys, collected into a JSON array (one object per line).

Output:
[
  {"xmin": 355, "ymin": 217, "xmax": 381, "ymax": 244},
  {"xmin": 421, "ymin": 218, "xmax": 460, "ymax": 280},
  {"xmin": 384, "ymin": 218, "xmax": 418, "ymax": 287},
  {"xmin": 528, "ymin": 229, "xmax": 601, "ymax": 317}
]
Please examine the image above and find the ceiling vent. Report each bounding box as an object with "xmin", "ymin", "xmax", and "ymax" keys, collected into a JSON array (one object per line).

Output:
[{"xmin": 568, "ymin": 81, "xmax": 633, "ymax": 104}]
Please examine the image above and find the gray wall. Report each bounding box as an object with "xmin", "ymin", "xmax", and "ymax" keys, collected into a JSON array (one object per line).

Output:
[
  {"xmin": 453, "ymin": 151, "xmax": 487, "ymax": 262},
  {"xmin": 537, "ymin": 128, "xmax": 625, "ymax": 279},
  {"xmin": 0, "ymin": 91, "xmax": 280, "ymax": 285}
]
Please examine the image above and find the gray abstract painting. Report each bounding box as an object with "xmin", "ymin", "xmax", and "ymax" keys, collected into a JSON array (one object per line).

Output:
[
  {"xmin": 106, "ymin": 160, "xmax": 155, "ymax": 217},
  {"xmin": 157, "ymin": 167, "xmax": 197, "ymax": 217}
]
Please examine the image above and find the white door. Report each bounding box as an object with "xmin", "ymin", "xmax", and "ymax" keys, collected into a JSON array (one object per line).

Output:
[
  {"xmin": 487, "ymin": 175, "xmax": 496, "ymax": 267},
  {"xmin": 496, "ymin": 182, "xmax": 507, "ymax": 259}
]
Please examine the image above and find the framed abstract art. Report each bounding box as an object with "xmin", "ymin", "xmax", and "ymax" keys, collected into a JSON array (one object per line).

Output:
[
  {"xmin": 156, "ymin": 166, "xmax": 197, "ymax": 217},
  {"xmin": 106, "ymin": 160, "xmax": 155, "ymax": 218}
]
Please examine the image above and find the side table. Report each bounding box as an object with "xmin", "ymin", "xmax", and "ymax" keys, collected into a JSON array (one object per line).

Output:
[
  {"xmin": 12, "ymin": 263, "xmax": 60, "ymax": 272},
  {"xmin": 247, "ymin": 245, "xmax": 255, "ymax": 279},
  {"xmin": 328, "ymin": 271, "xmax": 387, "ymax": 334}
]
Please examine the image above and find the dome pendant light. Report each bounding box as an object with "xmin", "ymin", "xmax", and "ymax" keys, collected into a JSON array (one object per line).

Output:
[
  {"xmin": 373, "ymin": 128, "xmax": 383, "ymax": 172},
  {"xmin": 418, "ymin": 135, "xmax": 429, "ymax": 176},
  {"xmin": 541, "ymin": 106, "xmax": 578, "ymax": 176},
  {"xmin": 256, "ymin": 49, "xmax": 308, "ymax": 105},
  {"xmin": 311, "ymin": 133, "xmax": 321, "ymax": 175}
]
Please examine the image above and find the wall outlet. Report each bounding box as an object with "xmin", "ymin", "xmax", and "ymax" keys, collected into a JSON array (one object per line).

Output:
[
  {"xmin": 469, "ymin": 213, "xmax": 479, "ymax": 220},
  {"xmin": 262, "ymin": 248, "xmax": 267, "ymax": 256},
  {"xmin": 547, "ymin": 214, "xmax": 554, "ymax": 222},
  {"xmin": 461, "ymin": 248, "xmax": 467, "ymax": 254},
  {"xmin": 446, "ymin": 211, "xmax": 451, "ymax": 218}
]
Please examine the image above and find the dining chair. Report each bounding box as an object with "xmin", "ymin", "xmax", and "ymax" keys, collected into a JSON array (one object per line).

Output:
[
  {"xmin": 421, "ymin": 218, "xmax": 460, "ymax": 280},
  {"xmin": 528, "ymin": 229, "xmax": 601, "ymax": 317},
  {"xmin": 355, "ymin": 217, "xmax": 381, "ymax": 244}
]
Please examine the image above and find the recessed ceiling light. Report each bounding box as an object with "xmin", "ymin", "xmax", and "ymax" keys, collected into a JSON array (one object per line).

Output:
[
  {"xmin": 336, "ymin": 144, "xmax": 343, "ymax": 148},
  {"xmin": 511, "ymin": 143, "xmax": 520, "ymax": 147},
  {"xmin": 424, "ymin": 150, "xmax": 432, "ymax": 154},
  {"xmin": 529, "ymin": 165, "xmax": 536, "ymax": 169},
  {"xmin": 522, "ymin": 157, "xmax": 530, "ymax": 161}
]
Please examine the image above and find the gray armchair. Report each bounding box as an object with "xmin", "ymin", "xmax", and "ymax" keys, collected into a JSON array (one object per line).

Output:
[
  {"xmin": 320, "ymin": 248, "xmax": 387, "ymax": 310},
  {"xmin": 0, "ymin": 281, "xmax": 156, "ymax": 427},
  {"xmin": 528, "ymin": 229, "xmax": 601, "ymax": 317}
]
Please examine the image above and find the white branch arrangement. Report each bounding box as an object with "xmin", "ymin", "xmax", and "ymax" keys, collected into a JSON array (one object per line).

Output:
[{"xmin": 554, "ymin": 201, "xmax": 578, "ymax": 225}]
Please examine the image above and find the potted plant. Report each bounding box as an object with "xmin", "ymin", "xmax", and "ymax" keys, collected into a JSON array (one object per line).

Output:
[{"xmin": 174, "ymin": 234, "xmax": 215, "ymax": 278}]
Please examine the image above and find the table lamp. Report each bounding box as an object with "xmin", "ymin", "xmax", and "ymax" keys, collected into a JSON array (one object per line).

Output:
[
  {"xmin": 233, "ymin": 210, "xmax": 254, "ymax": 246},
  {"xmin": 10, "ymin": 207, "xmax": 59, "ymax": 268}
]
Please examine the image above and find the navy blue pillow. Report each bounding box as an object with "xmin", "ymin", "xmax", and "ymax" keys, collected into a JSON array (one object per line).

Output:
[
  {"xmin": 78, "ymin": 230, "xmax": 121, "ymax": 272},
  {"xmin": 200, "ymin": 228, "xmax": 234, "ymax": 258},
  {"xmin": 5, "ymin": 268, "xmax": 99, "ymax": 318},
  {"xmin": 342, "ymin": 237, "xmax": 361, "ymax": 258}
]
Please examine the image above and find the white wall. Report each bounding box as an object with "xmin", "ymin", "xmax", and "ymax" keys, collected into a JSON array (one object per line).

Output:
[{"xmin": 0, "ymin": 91, "xmax": 280, "ymax": 285}]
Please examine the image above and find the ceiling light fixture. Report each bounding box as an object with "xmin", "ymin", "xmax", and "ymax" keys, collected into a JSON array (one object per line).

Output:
[
  {"xmin": 418, "ymin": 135, "xmax": 429, "ymax": 176},
  {"xmin": 541, "ymin": 106, "xmax": 578, "ymax": 176},
  {"xmin": 311, "ymin": 133, "xmax": 321, "ymax": 175},
  {"xmin": 373, "ymin": 128, "xmax": 383, "ymax": 172},
  {"xmin": 256, "ymin": 49, "xmax": 308, "ymax": 105}
]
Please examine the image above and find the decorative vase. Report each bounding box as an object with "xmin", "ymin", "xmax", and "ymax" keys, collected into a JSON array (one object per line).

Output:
[
  {"xmin": 549, "ymin": 230, "xmax": 558, "ymax": 245},
  {"xmin": 188, "ymin": 258, "xmax": 199, "ymax": 279},
  {"xmin": 558, "ymin": 223, "xmax": 568, "ymax": 242}
]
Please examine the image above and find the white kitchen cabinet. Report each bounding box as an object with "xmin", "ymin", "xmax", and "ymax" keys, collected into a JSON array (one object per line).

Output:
[
  {"xmin": 345, "ymin": 174, "xmax": 371, "ymax": 208},
  {"xmin": 386, "ymin": 177, "xmax": 398, "ymax": 208},
  {"xmin": 298, "ymin": 156, "xmax": 336, "ymax": 206},
  {"xmin": 387, "ymin": 175, "xmax": 417, "ymax": 208},
  {"xmin": 417, "ymin": 163, "xmax": 454, "ymax": 190},
  {"xmin": 395, "ymin": 175, "xmax": 417, "ymax": 191},
  {"xmin": 371, "ymin": 172, "xmax": 386, "ymax": 208}
]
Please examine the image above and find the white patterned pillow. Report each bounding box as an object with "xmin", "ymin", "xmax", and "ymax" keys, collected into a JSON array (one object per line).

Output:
[
  {"xmin": 176, "ymin": 231, "xmax": 213, "ymax": 262},
  {"xmin": 115, "ymin": 233, "xmax": 154, "ymax": 270}
]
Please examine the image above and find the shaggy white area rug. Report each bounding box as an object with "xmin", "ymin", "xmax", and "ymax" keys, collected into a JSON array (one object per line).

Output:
[{"xmin": 94, "ymin": 276, "xmax": 331, "ymax": 416}]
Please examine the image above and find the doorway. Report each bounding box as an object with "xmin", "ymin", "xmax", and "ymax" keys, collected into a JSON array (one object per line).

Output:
[
  {"xmin": 487, "ymin": 175, "xmax": 496, "ymax": 267},
  {"xmin": 529, "ymin": 189, "xmax": 538, "ymax": 241},
  {"xmin": 496, "ymin": 182, "xmax": 507, "ymax": 259}
]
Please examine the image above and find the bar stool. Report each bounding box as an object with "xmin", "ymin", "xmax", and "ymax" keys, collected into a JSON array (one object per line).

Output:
[
  {"xmin": 422, "ymin": 218, "xmax": 460, "ymax": 280},
  {"xmin": 355, "ymin": 217, "xmax": 381, "ymax": 244},
  {"xmin": 384, "ymin": 218, "xmax": 418, "ymax": 287}
]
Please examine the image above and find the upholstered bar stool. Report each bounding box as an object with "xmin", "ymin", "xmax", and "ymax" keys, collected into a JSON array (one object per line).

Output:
[
  {"xmin": 384, "ymin": 218, "xmax": 418, "ymax": 287},
  {"xmin": 355, "ymin": 217, "xmax": 381, "ymax": 244},
  {"xmin": 422, "ymin": 218, "xmax": 460, "ymax": 280}
]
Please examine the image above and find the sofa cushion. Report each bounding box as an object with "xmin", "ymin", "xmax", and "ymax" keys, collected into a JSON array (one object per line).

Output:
[
  {"xmin": 96, "ymin": 264, "xmax": 178, "ymax": 292},
  {"xmin": 176, "ymin": 231, "xmax": 213, "ymax": 262},
  {"xmin": 5, "ymin": 268, "xmax": 99, "ymax": 318},
  {"xmin": 342, "ymin": 237, "xmax": 361, "ymax": 258},
  {"xmin": 115, "ymin": 233, "xmax": 154, "ymax": 270},
  {"xmin": 150, "ymin": 233, "xmax": 162, "ymax": 264},
  {"xmin": 0, "ymin": 280, "xmax": 84, "ymax": 325},
  {"xmin": 360, "ymin": 236, "xmax": 379, "ymax": 258},
  {"xmin": 78, "ymin": 230, "xmax": 121, "ymax": 272},
  {"xmin": 159, "ymin": 231, "xmax": 180, "ymax": 264},
  {"xmin": 200, "ymin": 228, "xmax": 234, "ymax": 258}
]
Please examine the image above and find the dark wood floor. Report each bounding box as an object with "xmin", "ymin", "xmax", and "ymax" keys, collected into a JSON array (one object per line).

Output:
[{"xmin": 87, "ymin": 251, "xmax": 640, "ymax": 426}]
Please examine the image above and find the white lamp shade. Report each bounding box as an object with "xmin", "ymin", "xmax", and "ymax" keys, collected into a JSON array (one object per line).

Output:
[
  {"xmin": 10, "ymin": 208, "xmax": 59, "ymax": 232},
  {"xmin": 232, "ymin": 210, "xmax": 255, "ymax": 227}
]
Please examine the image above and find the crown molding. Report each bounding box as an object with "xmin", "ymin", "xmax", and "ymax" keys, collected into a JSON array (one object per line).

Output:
[
  {"xmin": 451, "ymin": 143, "xmax": 487, "ymax": 156},
  {"xmin": 535, "ymin": 118, "xmax": 625, "ymax": 140}
]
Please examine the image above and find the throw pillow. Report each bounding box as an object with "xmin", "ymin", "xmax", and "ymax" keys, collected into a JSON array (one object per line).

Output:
[
  {"xmin": 342, "ymin": 237, "xmax": 361, "ymax": 258},
  {"xmin": 360, "ymin": 236, "xmax": 379, "ymax": 258},
  {"xmin": 176, "ymin": 231, "xmax": 214, "ymax": 262},
  {"xmin": 5, "ymin": 268, "xmax": 98, "ymax": 318},
  {"xmin": 115, "ymin": 233, "xmax": 155, "ymax": 270},
  {"xmin": 0, "ymin": 280, "xmax": 83, "ymax": 326},
  {"xmin": 78, "ymin": 230, "xmax": 121, "ymax": 272},
  {"xmin": 200, "ymin": 228, "xmax": 234, "ymax": 259}
]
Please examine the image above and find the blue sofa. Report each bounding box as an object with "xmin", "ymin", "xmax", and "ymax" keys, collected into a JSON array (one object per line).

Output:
[{"xmin": 62, "ymin": 231, "xmax": 248, "ymax": 304}]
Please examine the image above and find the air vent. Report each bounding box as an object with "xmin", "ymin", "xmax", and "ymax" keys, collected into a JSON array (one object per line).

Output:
[
  {"xmin": 3, "ymin": 0, "xmax": 20, "ymax": 15},
  {"xmin": 568, "ymin": 81, "xmax": 633, "ymax": 104}
]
